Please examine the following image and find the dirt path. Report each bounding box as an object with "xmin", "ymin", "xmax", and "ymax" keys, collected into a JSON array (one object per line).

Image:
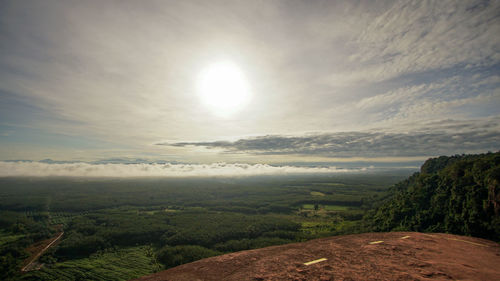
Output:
[
  {"xmin": 21, "ymin": 230, "xmax": 64, "ymax": 272},
  {"xmin": 133, "ymin": 232, "xmax": 500, "ymax": 281}
]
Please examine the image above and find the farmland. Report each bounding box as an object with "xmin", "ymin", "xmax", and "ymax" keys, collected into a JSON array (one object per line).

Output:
[
  {"xmin": 22, "ymin": 246, "xmax": 159, "ymax": 281},
  {"xmin": 0, "ymin": 172, "xmax": 411, "ymax": 280}
]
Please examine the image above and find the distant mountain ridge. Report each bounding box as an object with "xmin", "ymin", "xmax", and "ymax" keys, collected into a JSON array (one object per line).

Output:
[{"xmin": 367, "ymin": 151, "xmax": 500, "ymax": 240}]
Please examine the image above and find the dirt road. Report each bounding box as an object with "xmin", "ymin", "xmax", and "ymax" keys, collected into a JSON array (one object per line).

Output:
[{"xmin": 21, "ymin": 231, "xmax": 64, "ymax": 272}]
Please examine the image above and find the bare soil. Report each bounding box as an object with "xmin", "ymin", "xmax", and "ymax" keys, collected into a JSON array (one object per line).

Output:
[
  {"xmin": 133, "ymin": 232, "xmax": 500, "ymax": 281},
  {"xmin": 21, "ymin": 225, "xmax": 64, "ymax": 272}
]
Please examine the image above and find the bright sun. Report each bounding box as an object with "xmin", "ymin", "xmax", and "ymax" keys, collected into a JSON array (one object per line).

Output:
[{"xmin": 197, "ymin": 61, "xmax": 250, "ymax": 116}]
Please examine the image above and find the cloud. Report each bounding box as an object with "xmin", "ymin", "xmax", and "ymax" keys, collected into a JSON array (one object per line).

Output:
[
  {"xmin": 330, "ymin": 0, "xmax": 500, "ymax": 85},
  {"xmin": 162, "ymin": 119, "xmax": 500, "ymax": 158},
  {"xmin": 0, "ymin": 1, "xmax": 498, "ymax": 161},
  {"xmin": 355, "ymin": 74, "xmax": 500, "ymax": 123},
  {"xmin": 0, "ymin": 161, "xmax": 365, "ymax": 177}
]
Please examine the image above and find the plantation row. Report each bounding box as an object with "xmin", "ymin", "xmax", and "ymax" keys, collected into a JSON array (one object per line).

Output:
[{"xmin": 22, "ymin": 246, "xmax": 159, "ymax": 281}]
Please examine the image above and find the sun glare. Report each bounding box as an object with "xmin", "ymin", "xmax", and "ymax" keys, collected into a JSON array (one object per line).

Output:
[{"xmin": 197, "ymin": 61, "xmax": 250, "ymax": 116}]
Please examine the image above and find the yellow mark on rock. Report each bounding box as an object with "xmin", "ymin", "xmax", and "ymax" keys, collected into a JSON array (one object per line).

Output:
[
  {"xmin": 446, "ymin": 238, "xmax": 489, "ymax": 247},
  {"xmin": 400, "ymin": 236, "xmax": 410, "ymax": 239},
  {"xmin": 304, "ymin": 258, "xmax": 327, "ymax": 265},
  {"xmin": 369, "ymin": 240, "xmax": 384, "ymax": 245}
]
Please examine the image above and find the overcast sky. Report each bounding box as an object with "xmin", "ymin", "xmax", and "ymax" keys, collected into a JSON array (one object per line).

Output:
[{"xmin": 0, "ymin": 0, "xmax": 499, "ymax": 165}]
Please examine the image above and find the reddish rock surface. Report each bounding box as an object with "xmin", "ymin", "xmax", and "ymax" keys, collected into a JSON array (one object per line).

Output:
[{"xmin": 133, "ymin": 232, "xmax": 500, "ymax": 281}]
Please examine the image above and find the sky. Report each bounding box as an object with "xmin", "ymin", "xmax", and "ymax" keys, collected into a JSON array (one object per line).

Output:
[{"xmin": 0, "ymin": 0, "xmax": 499, "ymax": 175}]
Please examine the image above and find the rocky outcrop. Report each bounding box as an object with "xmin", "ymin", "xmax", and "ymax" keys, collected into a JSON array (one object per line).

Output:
[{"xmin": 133, "ymin": 232, "xmax": 500, "ymax": 281}]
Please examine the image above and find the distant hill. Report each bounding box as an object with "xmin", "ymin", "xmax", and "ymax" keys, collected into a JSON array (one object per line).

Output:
[{"xmin": 366, "ymin": 152, "xmax": 500, "ymax": 240}]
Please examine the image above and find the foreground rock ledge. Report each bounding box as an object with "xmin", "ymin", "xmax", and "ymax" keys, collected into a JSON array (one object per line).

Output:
[{"xmin": 132, "ymin": 232, "xmax": 500, "ymax": 281}]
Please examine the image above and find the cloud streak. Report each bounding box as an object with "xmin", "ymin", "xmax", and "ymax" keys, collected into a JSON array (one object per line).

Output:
[
  {"xmin": 0, "ymin": 161, "xmax": 365, "ymax": 178},
  {"xmin": 162, "ymin": 119, "xmax": 500, "ymax": 158}
]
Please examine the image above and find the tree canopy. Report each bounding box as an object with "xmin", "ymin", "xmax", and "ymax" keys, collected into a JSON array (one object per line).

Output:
[{"xmin": 367, "ymin": 152, "xmax": 500, "ymax": 240}]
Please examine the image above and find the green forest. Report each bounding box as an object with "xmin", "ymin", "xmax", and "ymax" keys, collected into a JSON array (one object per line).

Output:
[
  {"xmin": 366, "ymin": 152, "xmax": 500, "ymax": 240},
  {"xmin": 1, "ymin": 152, "xmax": 499, "ymax": 280}
]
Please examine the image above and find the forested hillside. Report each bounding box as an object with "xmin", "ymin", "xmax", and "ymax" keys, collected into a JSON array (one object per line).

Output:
[{"xmin": 367, "ymin": 152, "xmax": 500, "ymax": 240}]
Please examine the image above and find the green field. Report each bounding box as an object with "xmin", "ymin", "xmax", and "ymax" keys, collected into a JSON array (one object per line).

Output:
[
  {"xmin": 302, "ymin": 204, "xmax": 349, "ymax": 211},
  {"xmin": 309, "ymin": 191, "xmax": 325, "ymax": 196},
  {"xmin": 323, "ymin": 205, "xmax": 349, "ymax": 211},
  {"xmin": 312, "ymin": 182, "xmax": 346, "ymax": 186}
]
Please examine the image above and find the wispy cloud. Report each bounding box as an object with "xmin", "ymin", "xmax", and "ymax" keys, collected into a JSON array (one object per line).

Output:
[
  {"xmin": 328, "ymin": 0, "xmax": 500, "ymax": 85},
  {"xmin": 0, "ymin": 161, "xmax": 365, "ymax": 177},
  {"xmin": 355, "ymin": 74, "xmax": 500, "ymax": 123}
]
